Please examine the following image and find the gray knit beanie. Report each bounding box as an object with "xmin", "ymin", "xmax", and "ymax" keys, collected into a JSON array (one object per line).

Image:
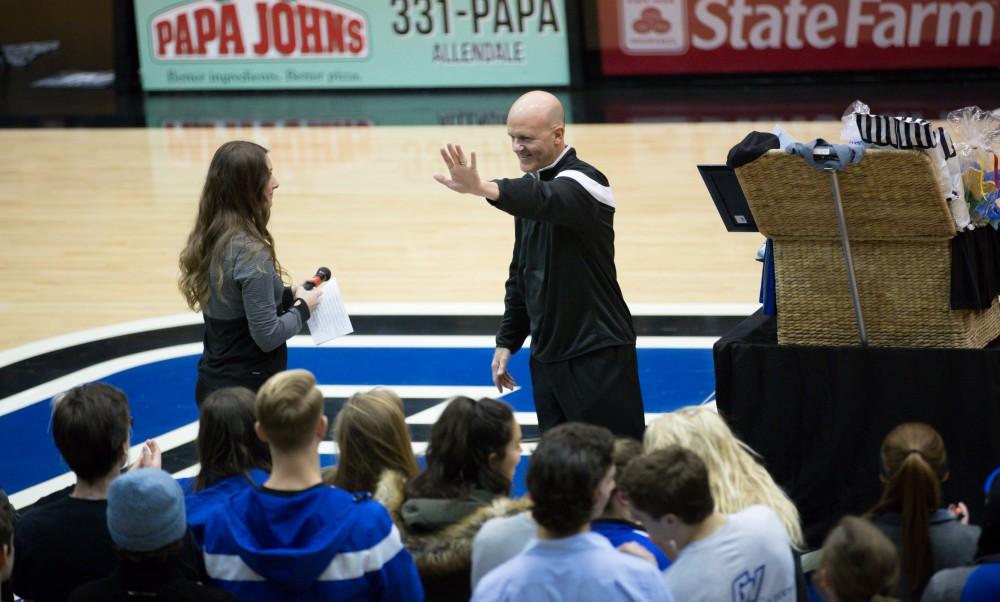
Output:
[{"xmin": 107, "ymin": 468, "xmax": 186, "ymax": 552}]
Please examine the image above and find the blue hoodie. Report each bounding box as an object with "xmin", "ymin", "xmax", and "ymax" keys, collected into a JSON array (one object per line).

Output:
[
  {"xmin": 180, "ymin": 468, "xmax": 269, "ymax": 546},
  {"xmin": 200, "ymin": 483, "xmax": 423, "ymax": 601},
  {"xmin": 591, "ymin": 518, "xmax": 671, "ymax": 571}
]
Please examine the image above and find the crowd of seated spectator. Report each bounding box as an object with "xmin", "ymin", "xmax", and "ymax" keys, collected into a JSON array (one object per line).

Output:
[
  {"xmin": 469, "ymin": 436, "xmax": 669, "ymax": 590},
  {"xmin": 471, "ymin": 423, "xmax": 671, "ymax": 601},
  {"xmin": 9, "ymin": 383, "xmax": 205, "ymax": 602},
  {"xmin": 69, "ymin": 468, "xmax": 235, "ymax": 601},
  {"xmin": 5, "ymin": 375, "xmax": 1000, "ymax": 602}
]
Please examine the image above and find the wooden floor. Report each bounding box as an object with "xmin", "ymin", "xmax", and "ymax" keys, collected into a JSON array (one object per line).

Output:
[{"xmin": 0, "ymin": 121, "xmax": 843, "ymax": 351}]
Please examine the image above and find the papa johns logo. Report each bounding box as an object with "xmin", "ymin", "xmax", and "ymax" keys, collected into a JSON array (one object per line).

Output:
[{"xmin": 150, "ymin": 0, "xmax": 368, "ymax": 61}]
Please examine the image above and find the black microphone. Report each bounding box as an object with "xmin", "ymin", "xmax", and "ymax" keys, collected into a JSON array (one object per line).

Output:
[{"xmin": 303, "ymin": 267, "xmax": 331, "ymax": 290}]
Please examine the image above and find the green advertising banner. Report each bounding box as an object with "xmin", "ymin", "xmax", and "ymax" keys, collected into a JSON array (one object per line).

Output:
[{"xmin": 133, "ymin": 0, "xmax": 569, "ymax": 90}]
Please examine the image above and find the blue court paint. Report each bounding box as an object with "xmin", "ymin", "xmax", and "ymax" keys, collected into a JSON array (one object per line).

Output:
[
  {"xmin": 0, "ymin": 355, "xmax": 202, "ymax": 494},
  {"xmin": 2, "ymin": 345, "xmax": 715, "ymax": 497}
]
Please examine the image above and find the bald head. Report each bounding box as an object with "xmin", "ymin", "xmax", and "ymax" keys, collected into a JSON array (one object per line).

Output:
[
  {"xmin": 506, "ymin": 91, "xmax": 566, "ymax": 173},
  {"xmin": 508, "ymin": 91, "xmax": 565, "ymax": 130}
]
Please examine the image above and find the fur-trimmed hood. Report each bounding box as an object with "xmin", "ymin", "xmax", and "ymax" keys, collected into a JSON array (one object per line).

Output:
[
  {"xmin": 372, "ymin": 468, "xmax": 408, "ymax": 531},
  {"xmin": 374, "ymin": 471, "xmax": 533, "ymax": 576}
]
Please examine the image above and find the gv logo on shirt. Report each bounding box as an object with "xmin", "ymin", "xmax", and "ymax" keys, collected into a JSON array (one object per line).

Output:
[{"xmin": 731, "ymin": 565, "xmax": 765, "ymax": 602}]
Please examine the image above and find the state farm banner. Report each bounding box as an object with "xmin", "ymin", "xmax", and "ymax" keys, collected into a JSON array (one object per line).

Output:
[
  {"xmin": 133, "ymin": 0, "xmax": 568, "ymax": 90},
  {"xmin": 599, "ymin": 0, "xmax": 1000, "ymax": 75}
]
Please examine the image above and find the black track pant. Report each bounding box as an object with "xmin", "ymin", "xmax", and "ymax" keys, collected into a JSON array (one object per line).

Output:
[{"xmin": 529, "ymin": 344, "xmax": 646, "ymax": 440}]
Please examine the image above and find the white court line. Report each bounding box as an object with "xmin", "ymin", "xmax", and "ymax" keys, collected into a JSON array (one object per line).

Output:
[
  {"xmin": 172, "ymin": 463, "xmax": 201, "ymax": 479},
  {"xmin": 0, "ymin": 314, "xmax": 203, "ymax": 369},
  {"xmin": 1, "ymin": 336, "xmax": 717, "ymax": 418},
  {"xmin": 9, "ymin": 420, "xmax": 199, "ymax": 510},
  {"xmin": 637, "ymin": 337, "xmax": 717, "ymax": 348},
  {"xmin": 320, "ymin": 385, "xmax": 504, "ymax": 400},
  {"xmin": 0, "ymin": 303, "xmax": 754, "ymax": 368},
  {"xmin": 293, "ymin": 335, "xmax": 499, "ymax": 348},
  {"xmin": 297, "ymin": 335, "xmax": 717, "ymax": 349},
  {"xmin": 0, "ymin": 343, "xmax": 203, "ymax": 419},
  {"xmin": 407, "ymin": 396, "xmax": 670, "ymax": 426},
  {"xmin": 404, "ymin": 391, "xmax": 518, "ymax": 424},
  {"xmin": 317, "ymin": 440, "xmax": 538, "ymax": 456},
  {"xmin": 513, "ymin": 412, "xmax": 669, "ymax": 427}
]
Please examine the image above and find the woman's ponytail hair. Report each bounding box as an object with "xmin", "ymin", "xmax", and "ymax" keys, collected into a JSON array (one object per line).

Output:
[{"xmin": 866, "ymin": 423, "xmax": 947, "ymax": 598}]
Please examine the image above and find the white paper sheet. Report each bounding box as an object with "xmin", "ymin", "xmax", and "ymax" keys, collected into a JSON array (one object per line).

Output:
[{"xmin": 306, "ymin": 277, "xmax": 353, "ymax": 345}]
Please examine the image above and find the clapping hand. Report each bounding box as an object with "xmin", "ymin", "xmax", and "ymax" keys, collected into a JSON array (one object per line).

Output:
[{"xmin": 128, "ymin": 439, "xmax": 162, "ymax": 471}]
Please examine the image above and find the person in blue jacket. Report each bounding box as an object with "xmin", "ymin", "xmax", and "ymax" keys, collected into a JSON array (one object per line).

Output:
[
  {"xmin": 591, "ymin": 438, "xmax": 670, "ymax": 570},
  {"xmin": 198, "ymin": 369, "xmax": 423, "ymax": 601},
  {"xmin": 177, "ymin": 387, "xmax": 271, "ymax": 545}
]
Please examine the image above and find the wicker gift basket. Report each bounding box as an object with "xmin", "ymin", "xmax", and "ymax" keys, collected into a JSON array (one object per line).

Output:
[{"xmin": 736, "ymin": 148, "xmax": 1000, "ymax": 348}]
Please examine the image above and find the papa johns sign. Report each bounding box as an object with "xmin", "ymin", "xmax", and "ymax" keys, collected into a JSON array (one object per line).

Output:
[{"xmin": 150, "ymin": 0, "xmax": 368, "ymax": 60}]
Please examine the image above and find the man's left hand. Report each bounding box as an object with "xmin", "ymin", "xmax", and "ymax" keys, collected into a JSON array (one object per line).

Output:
[{"xmin": 434, "ymin": 143, "xmax": 498, "ymax": 200}]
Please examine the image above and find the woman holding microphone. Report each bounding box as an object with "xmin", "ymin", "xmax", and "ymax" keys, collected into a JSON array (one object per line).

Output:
[{"xmin": 179, "ymin": 141, "xmax": 322, "ymax": 404}]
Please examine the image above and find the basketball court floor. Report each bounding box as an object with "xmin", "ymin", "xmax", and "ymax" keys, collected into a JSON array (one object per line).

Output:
[{"xmin": 2, "ymin": 77, "xmax": 996, "ymax": 510}]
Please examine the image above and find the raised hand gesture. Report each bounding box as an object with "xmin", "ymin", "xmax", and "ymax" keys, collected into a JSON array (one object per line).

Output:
[{"xmin": 434, "ymin": 143, "xmax": 483, "ymax": 195}]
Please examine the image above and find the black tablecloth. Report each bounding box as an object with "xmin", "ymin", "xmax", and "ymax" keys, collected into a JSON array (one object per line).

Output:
[
  {"xmin": 952, "ymin": 226, "xmax": 1000, "ymax": 309},
  {"xmin": 714, "ymin": 311, "xmax": 1000, "ymax": 548}
]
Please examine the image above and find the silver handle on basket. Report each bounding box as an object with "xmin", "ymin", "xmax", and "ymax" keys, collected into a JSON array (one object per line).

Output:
[{"xmin": 826, "ymin": 167, "xmax": 868, "ymax": 346}]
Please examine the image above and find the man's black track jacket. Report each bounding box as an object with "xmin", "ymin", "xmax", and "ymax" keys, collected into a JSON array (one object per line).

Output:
[{"xmin": 490, "ymin": 146, "xmax": 636, "ymax": 363}]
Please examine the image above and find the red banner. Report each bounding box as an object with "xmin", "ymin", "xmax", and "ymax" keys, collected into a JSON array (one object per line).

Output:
[{"xmin": 599, "ymin": 0, "xmax": 1000, "ymax": 75}]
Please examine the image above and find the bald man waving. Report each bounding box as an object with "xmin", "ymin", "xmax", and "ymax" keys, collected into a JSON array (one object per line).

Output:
[{"xmin": 435, "ymin": 91, "xmax": 645, "ymax": 439}]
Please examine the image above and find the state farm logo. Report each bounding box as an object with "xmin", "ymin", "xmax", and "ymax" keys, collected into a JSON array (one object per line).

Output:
[
  {"xmin": 150, "ymin": 0, "xmax": 368, "ymax": 60},
  {"xmin": 616, "ymin": 0, "xmax": 996, "ymax": 55},
  {"xmin": 621, "ymin": 0, "xmax": 688, "ymax": 54},
  {"xmin": 633, "ymin": 7, "xmax": 673, "ymax": 33}
]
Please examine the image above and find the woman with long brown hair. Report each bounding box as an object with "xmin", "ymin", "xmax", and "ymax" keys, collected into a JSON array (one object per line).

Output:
[
  {"xmin": 178, "ymin": 141, "xmax": 322, "ymax": 404},
  {"xmin": 322, "ymin": 387, "xmax": 420, "ymax": 521},
  {"xmin": 189, "ymin": 386, "xmax": 271, "ymax": 493},
  {"xmin": 397, "ymin": 396, "xmax": 529, "ymax": 600},
  {"xmin": 179, "ymin": 386, "xmax": 271, "ymax": 545},
  {"xmin": 866, "ymin": 423, "xmax": 979, "ymax": 601}
]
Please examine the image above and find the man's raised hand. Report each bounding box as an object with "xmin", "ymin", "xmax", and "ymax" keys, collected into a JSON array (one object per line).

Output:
[{"xmin": 434, "ymin": 143, "xmax": 482, "ymax": 194}]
